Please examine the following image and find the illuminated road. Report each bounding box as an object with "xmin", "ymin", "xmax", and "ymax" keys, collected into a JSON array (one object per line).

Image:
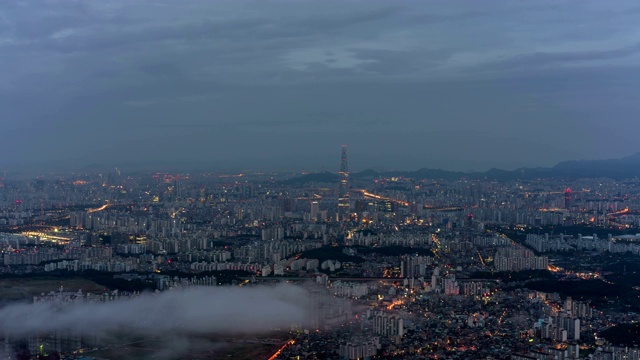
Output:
[
  {"xmin": 431, "ymin": 234, "xmax": 441, "ymax": 258},
  {"xmin": 247, "ymin": 276, "xmax": 402, "ymax": 282},
  {"xmin": 477, "ymin": 251, "xmax": 486, "ymax": 267},
  {"xmin": 87, "ymin": 203, "xmax": 134, "ymax": 213},
  {"xmin": 87, "ymin": 203, "xmax": 111, "ymax": 213},
  {"xmin": 268, "ymin": 339, "xmax": 295, "ymax": 360},
  {"xmin": 357, "ymin": 189, "xmax": 409, "ymax": 206},
  {"xmin": 356, "ymin": 189, "xmax": 463, "ymax": 211},
  {"xmin": 387, "ymin": 298, "xmax": 404, "ymax": 310}
]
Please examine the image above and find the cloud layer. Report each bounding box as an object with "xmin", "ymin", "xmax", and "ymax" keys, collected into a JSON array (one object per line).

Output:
[
  {"xmin": 0, "ymin": 284, "xmax": 312, "ymax": 336},
  {"xmin": 1, "ymin": 1, "xmax": 639, "ymax": 171}
]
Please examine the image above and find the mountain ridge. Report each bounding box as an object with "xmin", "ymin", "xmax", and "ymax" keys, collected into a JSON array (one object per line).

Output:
[{"xmin": 286, "ymin": 153, "xmax": 640, "ymax": 183}]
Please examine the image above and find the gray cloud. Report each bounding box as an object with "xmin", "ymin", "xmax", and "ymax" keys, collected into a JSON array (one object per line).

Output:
[
  {"xmin": 467, "ymin": 42, "xmax": 640, "ymax": 74},
  {"xmin": 1, "ymin": 0, "xmax": 640, "ymax": 171}
]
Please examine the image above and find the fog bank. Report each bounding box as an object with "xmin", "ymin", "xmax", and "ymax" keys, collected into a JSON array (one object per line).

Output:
[{"xmin": 0, "ymin": 284, "xmax": 312, "ymax": 337}]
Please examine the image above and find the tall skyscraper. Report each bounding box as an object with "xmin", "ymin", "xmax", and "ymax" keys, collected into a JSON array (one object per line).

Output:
[
  {"xmin": 565, "ymin": 188, "xmax": 571, "ymax": 209},
  {"xmin": 310, "ymin": 201, "xmax": 320, "ymax": 221},
  {"xmin": 338, "ymin": 145, "xmax": 350, "ymax": 219}
]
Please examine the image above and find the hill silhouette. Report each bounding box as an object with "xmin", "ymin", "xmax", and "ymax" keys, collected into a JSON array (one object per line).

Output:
[{"xmin": 285, "ymin": 153, "xmax": 640, "ymax": 182}]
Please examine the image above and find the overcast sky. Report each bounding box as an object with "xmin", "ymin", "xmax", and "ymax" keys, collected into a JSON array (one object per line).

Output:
[{"xmin": 1, "ymin": 0, "xmax": 639, "ymax": 172}]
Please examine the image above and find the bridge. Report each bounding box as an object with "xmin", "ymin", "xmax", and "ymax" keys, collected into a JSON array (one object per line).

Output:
[{"xmin": 355, "ymin": 189, "xmax": 464, "ymax": 212}]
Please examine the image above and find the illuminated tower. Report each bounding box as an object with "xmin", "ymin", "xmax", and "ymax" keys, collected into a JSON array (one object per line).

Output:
[
  {"xmin": 565, "ymin": 188, "xmax": 571, "ymax": 209},
  {"xmin": 338, "ymin": 145, "xmax": 350, "ymax": 219}
]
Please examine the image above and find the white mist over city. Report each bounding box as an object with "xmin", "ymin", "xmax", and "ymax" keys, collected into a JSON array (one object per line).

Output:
[{"xmin": 0, "ymin": 285, "xmax": 313, "ymax": 337}]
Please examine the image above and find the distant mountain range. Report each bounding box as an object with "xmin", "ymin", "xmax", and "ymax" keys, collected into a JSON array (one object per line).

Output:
[{"xmin": 285, "ymin": 153, "xmax": 640, "ymax": 183}]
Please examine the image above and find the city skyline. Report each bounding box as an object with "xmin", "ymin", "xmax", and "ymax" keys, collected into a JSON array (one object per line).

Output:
[
  {"xmin": 1, "ymin": 152, "xmax": 640, "ymax": 359},
  {"xmin": 3, "ymin": 1, "xmax": 640, "ymax": 359},
  {"xmin": 2, "ymin": 1, "xmax": 640, "ymax": 171},
  {"xmin": 4, "ymin": 147, "xmax": 640, "ymax": 178}
]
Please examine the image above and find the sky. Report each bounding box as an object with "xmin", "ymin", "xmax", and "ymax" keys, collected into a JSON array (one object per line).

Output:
[{"xmin": 1, "ymin": 0, "xmax": 639, "ymax": 172}]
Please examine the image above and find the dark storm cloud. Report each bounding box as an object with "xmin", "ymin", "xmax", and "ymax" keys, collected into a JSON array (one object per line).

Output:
[{"xmin": 1, "ymin": 0, "xmax": 639, "ymax": 171}]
